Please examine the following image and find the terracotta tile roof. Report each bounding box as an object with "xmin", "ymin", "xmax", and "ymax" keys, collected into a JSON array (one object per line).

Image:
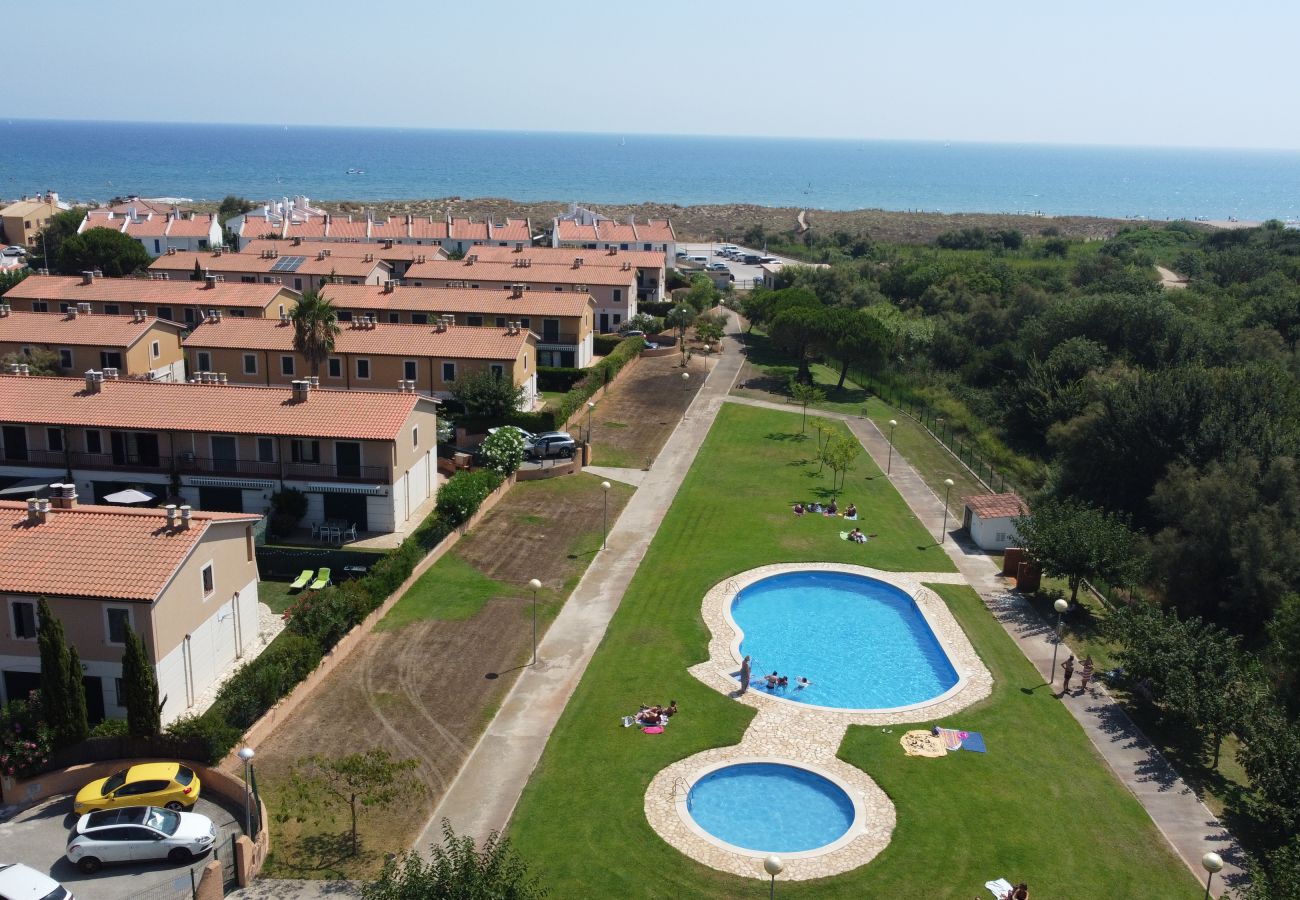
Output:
[
  {"xmin": 467, "ymin": 245, "xmax": 664, "ymax": 269},
  {"xmin": 151, "ymin": 250, "xmax": 390, "ymax": 279},
  {"xmin": 0, "ymin": 500, "xmax": 257, "ymax": 601},
  {"xmin": 964, "ymin": 492, "xmax": 1027, "ymax": 520},
  {"xmin": 0, "ymin": 375, "xmax": 427, "ymax": 441},
  {"xmin": 184, "ymin": 317, "xmax": 531, "ymax": 360},
  {"xmin": 405, "ymin": 258, "xmax": 637, "ymax": 287},
  {"xmin": 318, "ymin": 283, "xmax": 594, "ymax": 317},
  {"xmin": 0, "ymin": 310, "xmax": 182, "ymax": 347},
  {"xmin": 3, "ymin": 275, "xmax": 294, "ymax": 310}
]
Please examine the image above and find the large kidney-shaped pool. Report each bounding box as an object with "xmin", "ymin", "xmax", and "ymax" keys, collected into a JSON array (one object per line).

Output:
[
  {"xmin": 685, "ymin": 762, "xmax": 857, "ymax": 854},
  {"xmin": 731, "ymin": 570, "xmax": 959, "ymax": 710}
]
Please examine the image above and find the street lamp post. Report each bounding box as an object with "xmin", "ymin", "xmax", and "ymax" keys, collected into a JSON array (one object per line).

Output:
[
  {"xmin": 886, "ymin": 419, "xmax": 898, "ymax": 475},
  {"xmin": 1202, "ymin": 852, "xmax": 1224, "ymax": 900},
  {"xmin": 528, "ymin": 578, "xmax": 541, "ymax": 666},
  {"xmin": 1049, "ymin": 597, "xmax": 1069, "ymax": 684},
  {"xmin": 938, "ymin": 478, "xmax": 954, "ymax": 543},
  {"xmin": 601, "ymin": 481, "xmax": 611, "ymax": 549},
  {"xmin": 763, "ymin": 855, "xmax": 784, "ymax": 900},
  {"xmin": 586, "ymin": 401, "xmax": 596, "ymax": 443},
  {"xmin": 237, "ymin": 746, "xmax": 256, "ymax": 838}
]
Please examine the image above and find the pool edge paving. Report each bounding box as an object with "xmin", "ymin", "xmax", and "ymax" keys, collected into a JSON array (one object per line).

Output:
[{"xmin": 642, "ymin": 563, "xmax": 992, "ymax": 881}]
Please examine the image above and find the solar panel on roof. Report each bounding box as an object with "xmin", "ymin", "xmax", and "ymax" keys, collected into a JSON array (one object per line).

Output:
[{"xmin": 270, "ymin": 255, "xmax": 306, "ymax": 272}]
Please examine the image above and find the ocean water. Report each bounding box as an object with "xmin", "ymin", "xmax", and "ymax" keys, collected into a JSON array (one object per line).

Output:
[
  {"xmin": 731, "ymin": 570, "xmax": 959, "ymax": 710},
  {"xmin": 3, "ymin": 119, "xmax": 1299, "ymax": 220}
]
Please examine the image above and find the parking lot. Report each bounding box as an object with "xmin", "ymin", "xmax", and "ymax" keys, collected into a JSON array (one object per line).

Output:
[
  {"xmin": 0, "ymin": 794, "xmax": 241, "ymax": 900},
  {"xmin": 675, "ymin": 242, "xmax": 804, "ymax": 288}
]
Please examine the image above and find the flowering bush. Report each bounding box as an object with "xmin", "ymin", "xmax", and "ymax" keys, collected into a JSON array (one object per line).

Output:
[{"xmin": 0, "ymin": 692, "xmax": 53, "ymax": 778}]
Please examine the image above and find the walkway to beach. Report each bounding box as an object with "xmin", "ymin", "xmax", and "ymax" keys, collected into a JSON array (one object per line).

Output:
[
  {"xmin": 412, "ymin": 311, "xmax": 748, "ymax": 850},
  {"xmin": 726, "ymin": 393, "xmax": 1244, "ymax": 896}
]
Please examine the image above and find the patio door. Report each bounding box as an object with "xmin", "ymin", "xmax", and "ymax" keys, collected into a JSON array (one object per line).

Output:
[
  {"xmin": 211, "ymin": 435, "xmax": 238, "ymax": 473},
  {"xmin": 1, "ymin": 426, "xmax": 27, "ymax": 462},
  {"xmin": 335, "ymin": 442, "xmax": 361, "ymax": 479}
]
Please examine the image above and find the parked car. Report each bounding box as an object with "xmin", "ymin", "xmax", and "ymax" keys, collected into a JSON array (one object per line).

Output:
[
  {"xmin": 526, "ymin": 432, "xmax": 577, "ymax": 460},
  {"xmin": 0, "ymin": 863, "xmax": 72, "ymax": 900},
  {"xmin": 66, "ymin": 806, "xmax": 216, "ymax": 874},
  {"xmin": 73, "ymin": 763, "xmax": 201, "ymax": 815}
]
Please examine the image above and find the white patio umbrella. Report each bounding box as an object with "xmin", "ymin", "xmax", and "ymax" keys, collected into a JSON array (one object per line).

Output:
[{"xmin": 102, "ymin": 488, "xmax": 157, "ymax": 505}]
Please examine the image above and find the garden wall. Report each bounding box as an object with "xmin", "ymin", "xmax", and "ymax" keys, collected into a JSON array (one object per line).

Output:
[{"xmin": 227, "ymin": 475, "xmax": 515, "ymax": 758}]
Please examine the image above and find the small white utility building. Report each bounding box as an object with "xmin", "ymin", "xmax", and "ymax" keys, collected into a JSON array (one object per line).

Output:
[{"xmin": 962, "ymin": 492, "xmax": 1027, "ymax": 552}]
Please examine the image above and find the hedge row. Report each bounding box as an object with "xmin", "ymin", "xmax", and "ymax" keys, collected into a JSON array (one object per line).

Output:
[
  {"xmin": 553, "ymin": 336, "xmax": 645, "ymax": 427},
  {"xmin": 166, "ymin": 468, "xmax": 506, "ymax": 761}
]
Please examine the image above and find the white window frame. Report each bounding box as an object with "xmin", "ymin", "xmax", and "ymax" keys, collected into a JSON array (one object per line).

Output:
[
  {"xmin": 8, "ymin": 598, "xmax": 37, "ymax": 641},
  {"xmin": 104, "ymin": 605, "xmax": 134, "ymax": 646}
]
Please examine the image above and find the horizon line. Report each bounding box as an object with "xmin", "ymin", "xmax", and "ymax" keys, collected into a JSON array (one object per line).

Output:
[{"xmin": 6, "ymin": 116, "xmax": 1300, "ymax": 155}]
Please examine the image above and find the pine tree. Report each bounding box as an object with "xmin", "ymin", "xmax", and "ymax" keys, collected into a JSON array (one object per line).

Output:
[
  {"xmin": 121, "ymin": 626, "xmax": 161, "ymax": 737},
  {"xmin": 36, "ymin": 598, "xmax": 87, "ymax": 747}
]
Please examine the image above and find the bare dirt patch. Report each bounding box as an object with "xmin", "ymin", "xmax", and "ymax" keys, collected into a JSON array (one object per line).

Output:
[
  {"xmin": 588, "ymin": 351, "xmax": 715, "ymax": 469},
  {"xmin": 241, "ymin": 474, "xmax": 632, "ymax": 878}
]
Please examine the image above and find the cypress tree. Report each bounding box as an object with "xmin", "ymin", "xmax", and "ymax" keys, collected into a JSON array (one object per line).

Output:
[
  {"xmin": 65, "ymin": 645, "xmax": 89, "ymax": 744},
  {"xmin": 122, "ymin": 626, "xmax": 161, "ymax": 737},
  {"xmin": 37, "ymin": 598, "xmax": 74, "ymax": 746}
]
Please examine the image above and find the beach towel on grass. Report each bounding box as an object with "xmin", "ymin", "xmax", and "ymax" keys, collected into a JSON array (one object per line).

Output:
[{"xmin": 986, "ymin": 878, "xmax": 1013, "ymax": 899}]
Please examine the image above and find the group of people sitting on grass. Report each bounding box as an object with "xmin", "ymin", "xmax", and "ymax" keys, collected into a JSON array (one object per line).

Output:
[
  {"xmin": 635, "ymin": 701, "xmax": 678, "ymax": 727},
  {"xmin": 792, "ymin": 500, "xmax": 857, "ymax": 519}
]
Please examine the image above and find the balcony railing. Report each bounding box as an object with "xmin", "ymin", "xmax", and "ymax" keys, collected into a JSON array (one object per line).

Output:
[{"xmin": 0, "ymin": 449, "xmax": 389, "ymax": 483}]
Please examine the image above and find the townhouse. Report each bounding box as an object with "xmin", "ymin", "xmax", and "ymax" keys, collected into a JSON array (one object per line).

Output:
[
  {"xmin": 182, "ymin": 314, "xmax": 538, "ymax": 405},
  {"xmin": 319, "ymin": 282, "xmax": 595, "ymax": 368},
  {"xmin": 2, "ymin": 273, "xmax": 298, "ymax": 326},
  {"xmin": 404, "ymin": 254, "xmax": 637, "ymax": 335},
  {"xmin": 552, "ymin": 207, "xmax": 677, "ymax": 261},
  {"xmin": 150, "ymin": 248, "xmax": 392, "ymax": 293},
  {"xmin": 0, "ymin": 492, "xmax": 261, "ymax": 725},
  {"xmin": 79, "ymin": 209, "xmax": 223, "ymax": 257},
  {"xmin": 0, "ymin": 307, "xmax": 186, "ymax": 381},
  {"xmin": 465, "ymin": 244, "xmax": 666, "ymax": 302},
  {"xmin": 0, "ymin": 373, "xmax": 439, "ymax": 534}
]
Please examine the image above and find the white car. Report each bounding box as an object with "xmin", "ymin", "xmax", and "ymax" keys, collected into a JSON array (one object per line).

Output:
[
  {"xmin": 65, "ymin": 806, "xmax": 216, "ymax": 873},
  {"xmin": 0, "ymin": 863, "xmax": 73, "ymax": 900}
]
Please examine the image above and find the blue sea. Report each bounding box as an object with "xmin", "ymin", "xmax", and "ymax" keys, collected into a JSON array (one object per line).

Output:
[{"xmin": 3, "ymin": 119, "xmax": 1299, "ymax": 221}]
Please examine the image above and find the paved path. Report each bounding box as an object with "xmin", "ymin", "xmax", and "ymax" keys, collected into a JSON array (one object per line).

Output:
[
  {"xmin": 581, "ymin": 464, "xmax": 648, "ymax": 486},
  {"xmin": 413, "ymin": 318, "xmax": 748, "ymax": 850},
  {"xmin": 726, "ymin": 394, "xmax": 1243, "ymax": 895}
]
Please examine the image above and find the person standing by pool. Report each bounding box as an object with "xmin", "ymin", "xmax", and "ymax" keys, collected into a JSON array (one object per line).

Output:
[
  {"xmin": 738, "ymin": 655, "xmax": 752, "ymax": 695},
  {"xmin": 1060, "ymin": 654, "xmax": 1075, "ymax": 694}
]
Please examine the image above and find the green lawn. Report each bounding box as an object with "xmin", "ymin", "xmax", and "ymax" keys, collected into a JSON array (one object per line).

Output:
[{"xmin": 507, "ymin": 404, "xmax": 1197, "ymax": 898}]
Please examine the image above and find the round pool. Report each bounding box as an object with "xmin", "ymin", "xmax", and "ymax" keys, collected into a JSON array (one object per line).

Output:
[
  {"xmin": 730, "ymin": 570, "xmax": 960, "ymax": 710},
  {"xmin": 684, "ymin": 762, "xmax": 856, "ymax": 853}
]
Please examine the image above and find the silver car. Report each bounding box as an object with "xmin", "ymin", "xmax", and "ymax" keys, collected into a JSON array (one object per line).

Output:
[{"xmin": 65, "ymin": 806, "xmax": 216, "ymax": 874}]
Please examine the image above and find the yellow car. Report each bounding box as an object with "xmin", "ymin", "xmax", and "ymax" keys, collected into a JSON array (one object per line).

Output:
[{"xmin": 73, "ymin": 762, "xmax": 201, "ymax": 815}]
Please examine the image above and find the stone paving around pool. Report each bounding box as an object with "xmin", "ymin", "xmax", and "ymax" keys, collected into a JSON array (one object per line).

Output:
[{"xmin": 643, "ymin": 563, "xmax": 992, "ymax": 881}]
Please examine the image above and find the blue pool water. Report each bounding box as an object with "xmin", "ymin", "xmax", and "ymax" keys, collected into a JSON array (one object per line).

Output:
[
  {"xmin": 686, "ymin": 763, "xmax": 856, "ymax": 853},
  {"xmin": 732, "ymin": 571, "xmax": 959, "ymax": 709}
]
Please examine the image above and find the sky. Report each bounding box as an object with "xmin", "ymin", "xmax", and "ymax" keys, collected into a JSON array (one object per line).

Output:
[{"xmin": 9, "ymin": 0, "xmax": 1299, "ymax": 150}]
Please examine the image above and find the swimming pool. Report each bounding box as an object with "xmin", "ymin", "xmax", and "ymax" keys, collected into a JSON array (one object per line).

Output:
[
  {"xmin": 684, "ymin": 762, "xmax": 857, "ymax": 854},
  {"xmin": 730, "ymin": 570, "xmax": 960, "ymax": 710}
]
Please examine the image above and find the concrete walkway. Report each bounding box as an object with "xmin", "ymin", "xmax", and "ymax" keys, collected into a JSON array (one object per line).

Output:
[
  {"xmin": 726, "ymin": 394, "xmax": 1243, "ymax": 895},
  {"xmin": 413, "ymin": 317, "xmax": 748, "ymax": 850}
]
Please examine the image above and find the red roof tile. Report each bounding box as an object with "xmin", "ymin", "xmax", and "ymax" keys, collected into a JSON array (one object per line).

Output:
[
  {"xmin": 183, "ymin": 317, "xmax": 531, "ymax": 360},
  {"xmin": 0, "ymin": 375, "xmax": 428, "ymax": 441},
  {"xmin": 964, "ymin": 493, "xmax": 1028, "ymax": 519},
  {"xmin": 0, "ymin": 500, "xmax": 257, "ymax": 601}
]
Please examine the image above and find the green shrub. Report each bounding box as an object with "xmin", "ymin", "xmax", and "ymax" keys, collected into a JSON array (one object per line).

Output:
[
  {"xmin": 88, "ymin": 718, "xmax": 129, "ymax": 737},
  {"xmin": 537, "ymin": 367, "xmax": 586, "ymax": 392},
  {"xmin": 166, "ymin": 712, "xmax": 242, "ymax": 764},
  {"xmin": 436, "ymin": 469, "xmax": 505, "ymax": 527}
]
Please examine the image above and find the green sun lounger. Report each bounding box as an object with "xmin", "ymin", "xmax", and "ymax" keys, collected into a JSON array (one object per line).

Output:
[
  {"xmin": 309, "ymin": 568, "xmax": 331, "ymax": 590},
  {"xmin": 289, "ymin": 569, "xmax": 314, "ymax": 591}
]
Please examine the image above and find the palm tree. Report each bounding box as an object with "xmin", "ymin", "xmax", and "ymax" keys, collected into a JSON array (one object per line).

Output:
[{"xmin": 291, "ymin": 289, "xmax": 340, "ymax": 378}]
